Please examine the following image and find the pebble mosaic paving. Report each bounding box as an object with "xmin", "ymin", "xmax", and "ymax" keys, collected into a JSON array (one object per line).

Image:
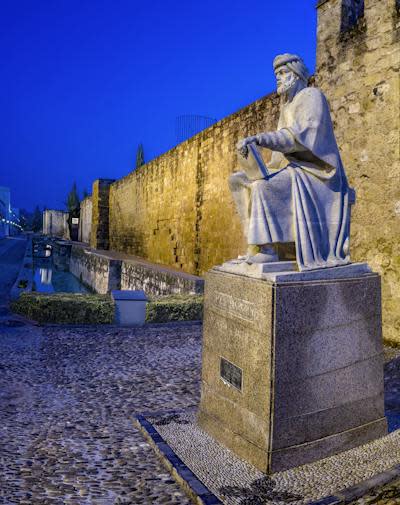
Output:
[{"xmin": 146, "ymin": 409, "xmax": 400, "ymax": 505}]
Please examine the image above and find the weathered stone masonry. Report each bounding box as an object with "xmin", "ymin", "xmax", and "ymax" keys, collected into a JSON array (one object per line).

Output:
[
  {"xmin": 108, "ymin": 95, "xmax": 281, "ymax": 275},
  {"xmin": 87, "ymin": 0, "xmax": 399, "ymax": 342},
  {"xmin": 90, "ymin": 179, "xmax": 115, "ymax": 251},
  {"xmin": 316, "ymin": 0, "xmax": 400, "ymax": 342}
]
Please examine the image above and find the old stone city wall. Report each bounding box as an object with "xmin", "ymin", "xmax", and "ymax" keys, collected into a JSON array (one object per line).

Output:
[
  {"xmin": 91, "ymin": 179, "xmax": 115, "ymax": 251},
  {"xmin": 316, "ymin": 0, "xmax": 400, "ymax": 342},
  {"xmin": 107, "ymin": 94, "xmax": 281, "ymax": 274},
  {"xmin": 86, "ymin": 0, "xmax": 399, "ymax": 341}
]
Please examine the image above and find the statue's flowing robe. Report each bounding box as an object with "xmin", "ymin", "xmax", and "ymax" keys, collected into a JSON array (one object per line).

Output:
[{"xmin": 248, "ymin": 87, "xmax": 351, "ymax": 271}]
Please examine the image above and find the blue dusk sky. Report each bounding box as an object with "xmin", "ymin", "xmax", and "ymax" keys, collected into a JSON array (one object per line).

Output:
[{"xmin": 0, "ymin": 0, "xmax": 317, "ymax": 211}]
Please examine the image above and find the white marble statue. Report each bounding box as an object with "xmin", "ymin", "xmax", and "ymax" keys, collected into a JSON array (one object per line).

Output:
[{"xmin": 229, "ymin": 53, "xmax": 352, "ymax": 271}]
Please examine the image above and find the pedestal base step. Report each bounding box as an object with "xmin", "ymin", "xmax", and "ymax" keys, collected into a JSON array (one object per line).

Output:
[{"xmin": 215, "ymin": 261, "xmax": 372, "ymax": 282}]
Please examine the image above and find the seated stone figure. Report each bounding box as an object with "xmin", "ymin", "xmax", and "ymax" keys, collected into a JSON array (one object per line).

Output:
[{"xmin": 230, "ymin": 53, "xmax": 352, "ymax": 271}]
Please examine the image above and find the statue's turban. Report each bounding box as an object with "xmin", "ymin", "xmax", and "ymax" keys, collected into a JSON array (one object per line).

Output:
[{"xmin": 273, "ymin": 53, "xmax": 310, "ymax": 84}]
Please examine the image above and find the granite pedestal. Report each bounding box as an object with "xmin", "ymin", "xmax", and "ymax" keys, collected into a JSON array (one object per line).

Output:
[{"xmin": 198, "ymin": 265, "xmax": 387, "ymax": 473}]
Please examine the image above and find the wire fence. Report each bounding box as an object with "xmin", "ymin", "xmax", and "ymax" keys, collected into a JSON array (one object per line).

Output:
[{"xmin": 175, "ymin": 115, "xmax": 217, "ymax": 144}]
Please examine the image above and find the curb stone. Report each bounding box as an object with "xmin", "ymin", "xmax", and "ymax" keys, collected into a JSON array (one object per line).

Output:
[
  {"xmin": 309, "ymin": 465, "xmax": 400, "ymax": 504},
  {"xmin": 133, "ymin": 413, "xmax": 222, "ymax": 505}
]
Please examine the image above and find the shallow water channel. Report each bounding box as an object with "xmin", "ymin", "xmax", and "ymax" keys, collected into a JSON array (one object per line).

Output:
[
  {"xmin": 32, "ymin": 243, "xmax": 89, "ymax": 294},
  {"xmin": 33, "ymin": 263, "xmax": 89, "ymax": 293}
]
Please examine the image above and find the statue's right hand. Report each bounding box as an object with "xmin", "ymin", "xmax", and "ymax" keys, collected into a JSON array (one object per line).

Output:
[
  {"xmin": 236, "ymin": 136, "xmax": 259, "ymax": 156},
  {"xmin": 236, "ymin": 139, "xmax": 247, "ymax": 152},
  {"xmin": 236, "ymin": 137, "xmax": 254, "ymax": 152}
]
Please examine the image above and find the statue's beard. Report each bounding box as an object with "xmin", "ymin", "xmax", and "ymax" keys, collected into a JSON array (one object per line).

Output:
[{"xmin": 277, "ymin": 75, "xmax": 299, "ymax": 96}]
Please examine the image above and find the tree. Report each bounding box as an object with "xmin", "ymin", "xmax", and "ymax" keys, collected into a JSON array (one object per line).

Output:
[
  {"xmin": 19, "ymin": 209, "xmax": 29, "ymax": 230},
  {"xmin": 66, "ymin": 182, "xmax": 80, "ymax": 212},
  {"xmin": 135, "ymin": 143, "xmax": 145, "ymax": 169},
  {"xmin": 19, "ymin": 208, "xmax": 35, "ymax": 230},
  {"xmin": 64, "ymin": 182, "xmax": 81, "ymax": 241},
  {"xmin": 31, "ymin": 205, "xmax": 42, "ymax": 232}
]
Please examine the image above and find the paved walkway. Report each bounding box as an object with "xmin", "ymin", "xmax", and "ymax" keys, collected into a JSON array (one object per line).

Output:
[
  {"xmin": 0, "ymin": 236, "xmax": 27, "ymax": 305},
  {"xmin": 0, "ymin": 237, "xmax": 400, "ymax": 504}
]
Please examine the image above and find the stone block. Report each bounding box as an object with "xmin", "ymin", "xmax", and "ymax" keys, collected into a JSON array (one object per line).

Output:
[
  {"xmin": 112, "ymin": 290, "xmax": 148, "ymax": 326},
  {"xmin": 198, "ymin": 268, "xmax": 386, "ymax": 473}
]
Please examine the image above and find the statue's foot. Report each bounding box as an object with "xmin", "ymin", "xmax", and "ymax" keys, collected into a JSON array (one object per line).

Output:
[
  {"xmin": 237, "ymin": 245, "xmax": 261, "ymax": 262},
  {"xmin": 246, "ymin": 251, "xmax": 279, "ymax": 264}
]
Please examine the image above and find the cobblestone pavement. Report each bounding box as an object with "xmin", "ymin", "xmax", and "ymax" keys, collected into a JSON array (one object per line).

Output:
[{"xmin": 0, "ymin": 322, "xmax": 200, "ymax": 504}]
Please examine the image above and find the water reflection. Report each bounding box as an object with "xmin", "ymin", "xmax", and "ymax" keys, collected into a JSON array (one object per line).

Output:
[
  {"xmin": 33, "ymin": 263, "xmax": 89, "ymax": 294},
  {"xmin": 40, "ymin": 268, "xmax": 52, "ymax": 285},
  {"xmin": 34, "ymin": 267, "xmax": 54, "ymax": 293}
]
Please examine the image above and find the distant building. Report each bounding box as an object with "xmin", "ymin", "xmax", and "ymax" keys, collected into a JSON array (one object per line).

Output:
[
  {"xmin": 42, "ymin": 209, "xmax": 70, "ymax": 239},
  {"xmin": 0, "ymin": 186, "xmax": 11, "ymax": 239},
  {"xmin": 9, "ymin": 207, "xmax": 21, "ymax": 236},
  {"xmin": 0, "ymin": 186, "xmax": 22, "ymax": 238}
]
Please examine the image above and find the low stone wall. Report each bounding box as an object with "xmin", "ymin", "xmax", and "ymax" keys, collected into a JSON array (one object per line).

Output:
[
  {"xmin": 121, "ymin": 259, "xmax": 204, "ymax": 296},
  {"xmin": 69, "ymin": 245, "xmax": 121, "ymax": 294},
  {"xmin": 69, "ymin": 243, "xmax": 204, "ymax": 296}
]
